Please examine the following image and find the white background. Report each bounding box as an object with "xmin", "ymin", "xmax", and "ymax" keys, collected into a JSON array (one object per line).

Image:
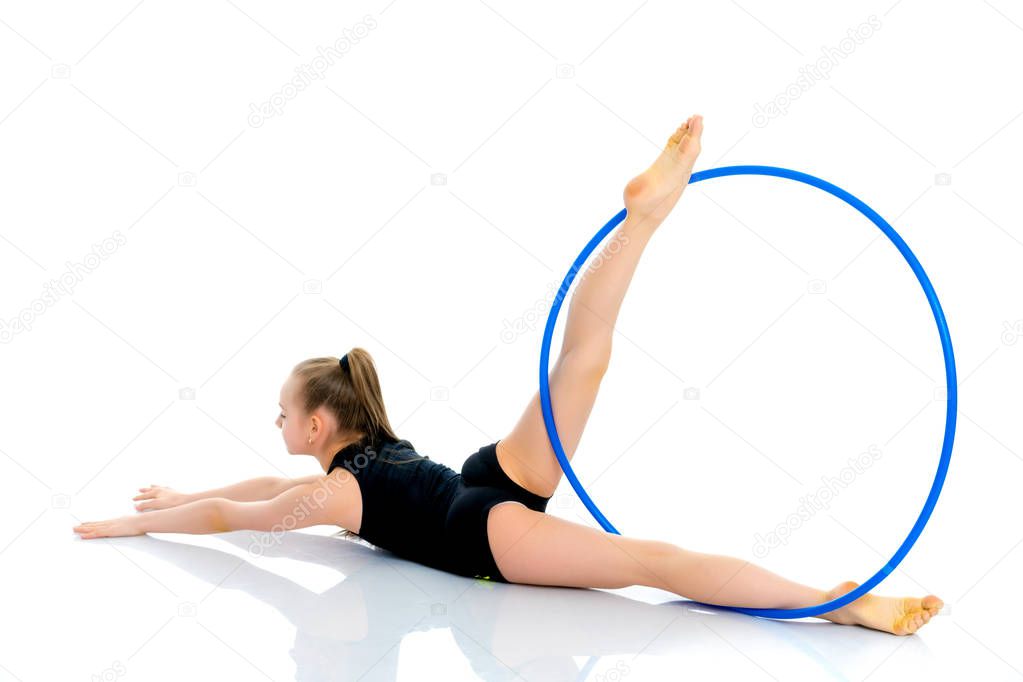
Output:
[{"xmin": 1, "ymin": 1, "xmax": 1020, "ymax": 680}]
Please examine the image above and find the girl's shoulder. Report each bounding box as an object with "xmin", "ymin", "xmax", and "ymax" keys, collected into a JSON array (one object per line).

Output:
[{"xmin": 379, "ymin": 438, "xmax": 432, "ymax": 461}]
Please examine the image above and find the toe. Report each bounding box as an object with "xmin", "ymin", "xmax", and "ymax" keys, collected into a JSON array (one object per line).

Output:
[
  {"xmin": 677, "ymin": 115, "xmax": 702, "ymax": 156},
  {"xmin": 902, "ymin": 614, "xmax": 921, "ymax": 635},
  {"xmin": 688, "ymin": 114, "xmax": 703, "ymax": 140},
  {"xmin": 667, "ymin": 122, "xmax": 689, "ymax": 148}
]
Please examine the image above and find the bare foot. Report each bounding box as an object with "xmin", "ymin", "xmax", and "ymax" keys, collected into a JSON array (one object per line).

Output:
[
  {"xmin": 623, "ymin": 114, "xmax": 704, "ymax": 224},
  {"xmin": 819, "ymin": 581, "xmax": 944, "ymax": 636}
]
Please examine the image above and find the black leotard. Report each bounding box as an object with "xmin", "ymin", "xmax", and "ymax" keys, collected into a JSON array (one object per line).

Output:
[{"xmin": 328, "ymin": 437, "xmax": 551, "ymax": 582}]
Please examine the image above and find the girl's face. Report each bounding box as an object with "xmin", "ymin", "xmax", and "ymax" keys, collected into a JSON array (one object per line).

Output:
[{"xmin": 276, "ymin": 374, "xmax": 310, "ymax": 454}]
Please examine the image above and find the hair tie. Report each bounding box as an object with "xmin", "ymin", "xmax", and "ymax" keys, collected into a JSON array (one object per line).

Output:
[{"xmin": 339, "ymin": 353, "xmax": 350, "ymax": 373}]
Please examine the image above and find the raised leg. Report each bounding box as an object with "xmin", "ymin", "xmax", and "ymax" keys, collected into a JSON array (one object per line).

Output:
[
  {"xmin": 496, "ymin": 115, "xmax": 705, "ymax": 499},
  {"xmin": 487, "ymin": 503, "xmax": 944, "ymax": 636}
]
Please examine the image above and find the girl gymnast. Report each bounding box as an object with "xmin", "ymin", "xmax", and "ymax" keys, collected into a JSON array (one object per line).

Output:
[{"xmin": 73, "ymin": 115, "xmax": 942, "ymax": 635}]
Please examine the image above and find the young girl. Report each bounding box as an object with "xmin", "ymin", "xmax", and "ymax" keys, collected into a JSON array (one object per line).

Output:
[{"xmin": 74, "ymin": 115, "xmax": 942, "ymax": 636}]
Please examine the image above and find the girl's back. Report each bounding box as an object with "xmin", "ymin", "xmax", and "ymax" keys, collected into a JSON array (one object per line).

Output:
[{"xmin": 329, "ymin": 438, "xmax": 461, "ymax": 568}]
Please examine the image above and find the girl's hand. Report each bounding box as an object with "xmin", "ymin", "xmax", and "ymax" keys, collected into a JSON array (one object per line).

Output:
[
  {"xmin": 132, "ymin": 485, "xmax": 190, "ymax": 512},
  {"xmin": 73, "ymin": 516, "xmax": 144, "ymax": 539}
]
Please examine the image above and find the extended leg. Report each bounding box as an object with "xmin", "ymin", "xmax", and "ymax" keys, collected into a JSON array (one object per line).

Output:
[
  {"xmin": 559, "ymin": 114, "xmax": 704, "ymax": 357},
  {"xmin": 488, "ymin": 503, "xmax": 944, "ymax": 636},
  {"xmin": 496, "ymin": 116, "xmax": 705, "ymax": 499}
]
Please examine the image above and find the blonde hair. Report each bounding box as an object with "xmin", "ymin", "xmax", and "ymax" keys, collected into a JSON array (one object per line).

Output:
[
  {"xmin": 291, "ymin": 347, "xmax": 420, "ymax": 540},
  {"xmin": 292, "ymin": 347, "xmax": 399, "ymax": 445}
]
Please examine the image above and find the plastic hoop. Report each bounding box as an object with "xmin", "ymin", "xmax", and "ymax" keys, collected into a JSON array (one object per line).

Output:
[{"xmin": 538, "ymin": 165, "xmax": 956, "ymax": 619}]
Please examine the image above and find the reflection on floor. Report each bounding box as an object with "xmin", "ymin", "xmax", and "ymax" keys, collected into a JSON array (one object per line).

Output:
[{"xmin": 55, "ymin": 527, "xmax": 954, "ymax": 681}]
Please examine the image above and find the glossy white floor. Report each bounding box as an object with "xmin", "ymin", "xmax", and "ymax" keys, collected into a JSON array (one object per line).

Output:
[{"xmin": 0, "ymin": 505, "xmax": 1015, "ymax": 681}]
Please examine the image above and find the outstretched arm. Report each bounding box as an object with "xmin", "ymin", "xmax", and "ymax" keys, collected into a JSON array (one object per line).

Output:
[
  {"xmin": 74, "ymin": 476, "xmax": 350, "ymax": 539},
  {"xmin": 133, "ymin": 475, "xmax": 326, "ymax": 511},
  {"xmin": 186, "ymin": 475, "xmax": 326, "ymax": 503}
]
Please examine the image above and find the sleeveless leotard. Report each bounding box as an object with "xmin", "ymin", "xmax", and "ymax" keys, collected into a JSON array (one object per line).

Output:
[{"xmin": 329, "ymin": 437, "xmax": 552, "ymax": 581}]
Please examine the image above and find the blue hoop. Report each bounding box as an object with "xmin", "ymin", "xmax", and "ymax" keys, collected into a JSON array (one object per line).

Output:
[{"xmin": 539, "ymin": 165, "xmax": 956, "ymax": 619}]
